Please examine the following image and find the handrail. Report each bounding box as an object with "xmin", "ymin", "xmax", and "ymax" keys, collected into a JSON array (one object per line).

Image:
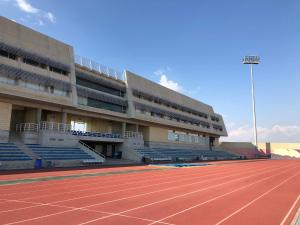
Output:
[
  {"xmin": 75, "ymin": 54, "xmax": 125, "ymax": 81},
  {"xmin": 124, "ymin": 131, "xmax": 143, "ymax": 139},
  {"xmin": 16, "ymin": 123, "xmax": 39, "ymax": 132},
  {"xmin": 16, "ymin": 121, "xmax": 71, "ymax": 133},
  {"xmin": 78, "ymin": 140, "xmax": 105, "ymax": 159},
  {"xmin": 39, "ymin": 121, "xmax": 71, "ymax": 132}
]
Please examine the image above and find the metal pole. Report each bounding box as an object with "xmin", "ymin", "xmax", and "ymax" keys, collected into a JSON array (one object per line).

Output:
[{"xmin": 250, "ymin": 64, "xmax": 258, "ymax": 146}]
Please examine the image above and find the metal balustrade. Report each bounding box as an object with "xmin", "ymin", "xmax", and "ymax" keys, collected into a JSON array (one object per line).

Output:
[
  {"xmin": 15, "ymin": 122, "xmax": 124, "ymax": 140},
  {"xmin": 124, "ymin": 131, "xmax": 143, "ymax": 139},
  {"xmin": 16, "ymin": 123, "xmax": 39, "ymax": 132},
  {"xmin": 39, "ymin": 121, "xmax": 71, "ymax": 132},
  {"xmin": 16, "ymin": 121, "xmax": 71, "ymax": 133},
  {"xmin": 75, "ymin": 55, "xmax": 125, "ymax": 81}
]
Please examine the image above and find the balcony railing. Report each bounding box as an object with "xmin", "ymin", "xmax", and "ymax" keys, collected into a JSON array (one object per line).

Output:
[
  {"xmin": 16, "ymin": 123, "xmax": 39, "ymax": 132},
  {"xmin": 39, "ymin": 121, "xmax": 71, "ymax": 132},
  {"xmin": 124, "ymin": 131, "xmax": 143, "ymax": 139},
  {"xmin": 75, "ymin": 55, "xmax": 125, "ymax": 81},
  {"xmin": 16, "ymin": 121, "xmax": 71, "ymax": 133},
  {"xmin": 72, "ymin": 130, "xmax": 122, "ymax": 139}
]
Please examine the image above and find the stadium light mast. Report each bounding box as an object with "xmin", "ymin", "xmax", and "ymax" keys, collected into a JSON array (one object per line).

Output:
[{"xmin": 242, "ymin": 55, "xmax": 260, "ymax": 147}]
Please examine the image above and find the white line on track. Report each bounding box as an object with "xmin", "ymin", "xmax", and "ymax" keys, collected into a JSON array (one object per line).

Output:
[
  {"xmin": 79, "ymin": 165, "xmax": 300, "ymax": 225},
  {"xmin": 0, "ymin": 163, "xmax": 272, "ymax": 214},
  {"xmin": 16, "ymin": 165, "xmax": 245, "ymax": 201},
  {"xmin": 214, "ymin": 173, "xmax": 300, "ymax": 225},
  {"xmin": 17, "ymin": 162, "xmax": 263, "ymax": 202},
  {"xmin": 280, "ymin": 194, "xmax": 300, "ymax": 225},
  {"xmin": 146, "ymin": 168, "xmax": 300, "ymax": 225},
  {"xmin": 2, "ymin": 163, "xmax": 296, "ymax": 225}
]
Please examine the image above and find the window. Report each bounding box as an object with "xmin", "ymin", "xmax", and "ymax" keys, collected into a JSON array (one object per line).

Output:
[
  {"xmin": 49, "ymin": 66, "xmax": 68, "ymax": 76},
  {"xmin": 23, "ymin": 58, "xmax": 47, "ymax": 69},
  {"xmin": 0, "ymin": 50, "xmax": 17, "ymax": 60},
  {"xmin": 87, "ymin": 98, "xmax": 126, "ymax": 113},
  {"xmin": 71, "ymin": 121, "xmax": 87, "ymax": 132},
  {"xmin": 76, "ymin": 77, "xmax": 125, "ymax": 97}
]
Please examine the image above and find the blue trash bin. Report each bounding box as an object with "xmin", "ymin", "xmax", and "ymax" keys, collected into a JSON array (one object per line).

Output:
[{"xmin": 35, "ymin": 158, "xmax": 42, "ymax": 169}]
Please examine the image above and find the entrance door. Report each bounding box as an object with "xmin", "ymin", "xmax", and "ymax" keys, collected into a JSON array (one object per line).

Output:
[{"xmin": 209, "ymin": 137, "xmax": 215, "ymax": 150}]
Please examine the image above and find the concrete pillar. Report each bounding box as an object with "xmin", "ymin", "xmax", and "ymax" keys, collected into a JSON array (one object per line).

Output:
[
  {"xmin": 122, "ymin": 122, "xmax": 126, "ymax": 136},
  {"xmin": 0, "ymin": 102, "xmax": 12, "ymax": 143},
  {"xmin": 36, "ymin": 108, "xmax": 42, "ymax": 123},
  {"xmin": 135, "ymin": 124, "xmax": 139, "ymax": 132},
  {"xmin": 61, "ymin": 112, "xmax": 67, "ymax": 124}
]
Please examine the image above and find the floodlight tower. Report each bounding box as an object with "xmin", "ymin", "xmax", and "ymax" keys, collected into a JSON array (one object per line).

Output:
[{"xmin": 243, "ymin": 55, "xmax": 260, "ymax": 147}]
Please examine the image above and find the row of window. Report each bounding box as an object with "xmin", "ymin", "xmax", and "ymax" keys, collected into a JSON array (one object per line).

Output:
[
  {"xmin": 212, "ymin": 124, "xmax": 223, "ymax": 132},
  {"xmin": 76, "ymin": 77, "xmax": 125, "ymax": 97},
  {"xmin": 0, "ymin": 49, "xmax": 68, "ymax": 76},
  {"xmin": 78, "ymin": 96, "xmax": 126, "ymax": 113},
  {"xmin": 210, "ymin": 116, "xmax": 220, "ymax": 122},
  {"xmin": 135, "ymin": 108, "xmax": 211, "ymax": 129},
  {"xmin": 0, "ymin": 76, "xmax": 69, "ymax": 97},
  {"xmin": 133, "ymin": 89, "xmax": 221, "ymax": 122}
]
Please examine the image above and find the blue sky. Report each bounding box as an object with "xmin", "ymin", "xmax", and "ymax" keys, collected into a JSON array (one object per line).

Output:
[{"xmin": 1, "ymin": 0, "xmax": 300, "ymax": 142}]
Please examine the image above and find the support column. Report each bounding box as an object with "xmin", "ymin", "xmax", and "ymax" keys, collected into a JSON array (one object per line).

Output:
[
  {"xmin": 0, "ymin": 102, "xmax": 12, "ymax": 143},
  {"xmin": 36, "ymin": 108, "xmax": 42, "ymax": 123},
  {"xmin": 61, "ymin": 112, "xmax": 67, "ymax": 124},
  {"xmin": 135, "ymin": 124, "xmax": 139, "ymax": 132},
  {"xmin": 122, "ymin": 122, "xmax": 126, "ymax": 136}
]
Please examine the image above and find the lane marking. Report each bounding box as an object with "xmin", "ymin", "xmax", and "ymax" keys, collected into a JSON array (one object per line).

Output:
[
  {"xmin": 0, "ymin": 163, "xmax": 270, "ymax": 213},
  {"xmin": 77, "ymin": 165, "xmax": 298, "ymax": 225},
  {"xmin": 15, "ymin": 165, "xmax": 242, "ymax": 200},
  {"xmin": 215, "ymin": 173, "xmax": 300, "ymax": 225},
  {"xmin": 2, "ymin": 163, "xmax": 296, "ymax": 225},
  {"xmin": 280, "ymin": 194, "xmax": 300, "ymax": 225},
  {"xmin": 146, "ymin": 167, "xmax": 300, "ymax": 225}
]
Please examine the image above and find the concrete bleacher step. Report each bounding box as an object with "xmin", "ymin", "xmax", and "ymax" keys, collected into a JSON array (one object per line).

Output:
[{"xmin": 27, "ymin": 144, "xmax": 98, "ymax": 161}]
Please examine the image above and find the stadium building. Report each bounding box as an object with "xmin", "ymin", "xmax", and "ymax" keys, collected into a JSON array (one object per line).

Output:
[{"xmin": 0, "ymin": 16, "xmax": 237, "ymax": 169}]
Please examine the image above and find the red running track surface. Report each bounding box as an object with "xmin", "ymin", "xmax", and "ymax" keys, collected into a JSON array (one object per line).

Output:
[{"xmin": 0, "ymin": 160, "xmax": 299, "ymax": 225}]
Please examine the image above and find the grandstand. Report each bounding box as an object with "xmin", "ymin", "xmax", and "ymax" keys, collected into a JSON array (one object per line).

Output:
[{"xmin": 0, "ymin": 16, "xmax": 240, "ymax": 170}]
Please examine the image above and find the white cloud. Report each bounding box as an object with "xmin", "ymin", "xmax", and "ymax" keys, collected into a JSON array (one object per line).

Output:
[
  {"xmin": 45, "ymin": 12, "xmax": 55, "ymax": 23},
  {"xmin": 159, "ymin": 74, "xmax": 183, "ymax": 93},
  {"xmin": 3, "ymin": 0, "xmax": 56, "ymax": 25},
  {"xmin": 222, "ymin": 123, "xmax": 300, "ymax": 143},
  {"xmin": 16, "ymin": 0, "xmax": 39, "ymax": 13}
]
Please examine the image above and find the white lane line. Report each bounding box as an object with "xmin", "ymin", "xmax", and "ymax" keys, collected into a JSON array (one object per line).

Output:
[
  {"xmin": 0, "ymin": 164, "xmax": 265, "ymax": 213},
  {"xmin": 78, "ymin": 165, "xmax": 298, "ymax": 225},
  {"xmin": 0, "ymin": 167, "xmax": 182, "ymax": 196},
  {"xmin": 147, "ymin": 167, "xmax": 300, "ymax": 225},
  {"xmin": 280, "ymin": 194, "xmax": 300, "ymax": 225},
  {"xmin": 215, "ymin": 172, "xmax": 300, "ymax": 225},
  {"xmin": 0, "ymin": 160, "xmax": 266, "ymax": 194},
  {"xmin": 16, "ymin": 165, "xmax": 238, "ymax": 201},
  {"xmin": 1, "ymin": 164, "xmax": 284, "ymax": 225}
]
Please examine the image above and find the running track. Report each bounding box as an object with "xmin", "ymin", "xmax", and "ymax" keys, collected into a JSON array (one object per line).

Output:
[{"xmin": 0, "ymin": 160, "xmax": 299, "ymax": 225}]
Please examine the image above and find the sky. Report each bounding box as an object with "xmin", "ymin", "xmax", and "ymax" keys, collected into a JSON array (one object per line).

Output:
[{"xmin": 1, "ymin": 0, "xmax": 300, "ymax": 143}]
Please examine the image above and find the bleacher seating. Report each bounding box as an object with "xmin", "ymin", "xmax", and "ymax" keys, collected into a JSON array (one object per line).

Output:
[
  {"xmin": 135, "ymin": 149, "xmax": 172, "ymax": 161},
  {"xmin": 71, "ymin": 131, "xmax": 122, "ymax": 139},
  {"xmin": 27, "ymin": 144, "xmax": 95, "ymax": 160},
  {"xmin": 0, "ymin": 143, "xmax": 31, "ymax": 161},
  {"xmin": 135, "ymin": 148, "xmax": 238, "ymax": 162}
]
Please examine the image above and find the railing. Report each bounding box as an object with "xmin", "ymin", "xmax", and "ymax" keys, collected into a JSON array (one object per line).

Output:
[
  {"xmin": 124, "ymin": 131, "xmax": 143, "ymax": 139},
  {"xmin": 39, "ymin": 121, "xmax": 71, "ymax": 132},
  {"xmin": 16, "ymin": 121, "xmax": 71, "ymax": 133},
  {"xmin": 71, "ymin": 130, "xmax": 122, "ymax": 139},
  {"xmin": 79, "ymin": 140, "xmax": 105, "ymax": 159},
  {"xmin": 16, "ymin": 123, "xmax": 39, "ymax": 132},
  {"xmin": 75, "ymin": 55, "xmax": 125, "ymax": 81}
]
